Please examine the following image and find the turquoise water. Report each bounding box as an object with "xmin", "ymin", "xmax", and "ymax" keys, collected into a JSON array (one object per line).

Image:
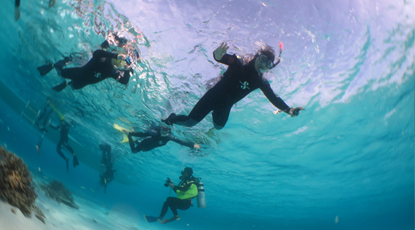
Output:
[{"xmin": 0, "ymin": 0, "xmax": 414, "ymax": 229}]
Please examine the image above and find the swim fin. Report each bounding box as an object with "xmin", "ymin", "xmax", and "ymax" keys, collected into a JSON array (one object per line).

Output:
[
  {"xmin": 73, "ymin": 155, "xmax": 79, "ymax": 167},
  {"xmin": 37, "ymin": 64, "xmax": 54, "ymax": 76},
  {"xmin": 144, "ymin": 215, "xmax": 159, "ymax": 223},
  {"xmin": 52, "ymin": 81, "xmax": 68, "ymax": 92},
  {"xmin": 113, "ymin": 124, "xmax": 131, "ymax": 143}
]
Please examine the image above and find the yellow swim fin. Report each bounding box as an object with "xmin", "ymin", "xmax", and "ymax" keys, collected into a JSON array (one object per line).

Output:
[{"xmin": 113, "ymin": 123, "xmax": 131, "ymax": 143}]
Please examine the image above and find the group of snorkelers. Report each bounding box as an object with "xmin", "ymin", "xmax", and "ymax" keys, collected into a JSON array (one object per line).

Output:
[{"xmin": 29, "ymin": 15, "xmax": 304, "ymax": 223}]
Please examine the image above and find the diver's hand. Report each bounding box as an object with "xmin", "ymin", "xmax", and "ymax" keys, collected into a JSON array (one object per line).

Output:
[
  {"xmin": 15, "ymin": 7, "xmax": 20, "ymax": 21},
  {"xmin": 117, "ymin": 54, "xmax": 127, "ymax": 61},
  {"xmin": 193, "ymin": 143, "xmax": 201, "ymax": 150},
  {"xmin": 214, "ymin": 42, "xmax": 229, "ymax": 61},
  {"xmin": 288, "ymin": 107, "xmax": 305, "ymax": 117},
  {"xmin": 168, "ymin": 183, "xmax": 175, "ymax": 188}
]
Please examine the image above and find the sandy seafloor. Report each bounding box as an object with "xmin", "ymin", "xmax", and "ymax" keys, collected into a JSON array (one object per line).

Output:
[{"xmin": 0, "ymin": 176, "xmax": 146, "ymax": 230}]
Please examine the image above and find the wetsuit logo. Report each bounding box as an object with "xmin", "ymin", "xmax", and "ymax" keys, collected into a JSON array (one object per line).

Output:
[
  {"xmin": 94, "ymin": 71, "xmax": 102, "ymax": 78},
  {"xmin": 239, "ymin": 81, "xmax": 250, "ymax": 89}
]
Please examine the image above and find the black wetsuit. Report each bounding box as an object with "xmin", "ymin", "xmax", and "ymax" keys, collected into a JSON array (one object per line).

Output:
[
  {"xmin": 128, "ymin": 128, "xmax": 194, "ymax": 153},
  {"xmin": 100, "ymin": 168, "xmax": 115, "ymax": 193},
  {"xmin": 35, "ymin": 104, "xmax": 53, "ymax": 132},
  {"xmin": 15, "ymin": 0, "xmax": 20, "ymax": 7},
  {"xmin": 59, "ymin": 49, "xmax": 130, "ymax": 89},
  {"xmin": 56, "ymin": 122, "xmax": 74, "ymax": 160},
  {"xmin": 159, "ymin": 178, "xmax": 194, "ymax": 219},
  {"xmin": 167, "ymin": 53, "xmax": 290, "ymax": 128},
  {"xmin": 100, "ymin": 144, "xmax": 112, "ymax": 170}
]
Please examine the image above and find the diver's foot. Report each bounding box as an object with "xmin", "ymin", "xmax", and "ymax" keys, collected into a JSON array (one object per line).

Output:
[
  {"xmin": 161, "ymin": 215, "xmax": 180, "ymax": 224},
  {"xmin": 162, "ymin": 113, "xmax": 176, "ymax": 126},
  {"xmin": 65, "ymin": 158, "xmax": 69, "ymax": 172}
]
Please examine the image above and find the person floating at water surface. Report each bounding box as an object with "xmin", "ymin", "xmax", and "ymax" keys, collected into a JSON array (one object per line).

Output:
[
  {"xmin": 125, "ymin": 126, "xmax": 200, "ymax": 153},
  {"xmin": 37, "ymin": 49, "xmax": 133, "ymax": 92},
  {"xmin": 162, "ymin": 42, "xmax": 304, "ymax": 129}
]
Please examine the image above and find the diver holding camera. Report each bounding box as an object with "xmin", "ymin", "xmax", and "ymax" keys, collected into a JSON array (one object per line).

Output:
[{"xmin": 144, "ymin": 167, "xmax": 200, "ymax": 224}]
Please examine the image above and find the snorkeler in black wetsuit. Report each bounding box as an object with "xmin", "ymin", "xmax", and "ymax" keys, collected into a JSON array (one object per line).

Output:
[
  {"xmin": 98, "ymin": 143, "xmax": 116, "ymax": 193},
  {"xmin": 126, "ymin": 126, "xmax": 200, "ymax": 153},
  {"xmin": 54, "ymin": 120, "xmax": 79, "ymax": 172},
  {"xmin": 162, "ymin": 42, "xmax": 304, "ymax": 130},
  {"xmin": 37, "ymin": 49, "xmax": 132, "ymax": 92}
]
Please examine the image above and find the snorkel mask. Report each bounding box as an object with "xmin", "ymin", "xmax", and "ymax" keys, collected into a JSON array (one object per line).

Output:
[{"xmin": 258, "ymin": 44, "xmax": 283, "ymax": 70}]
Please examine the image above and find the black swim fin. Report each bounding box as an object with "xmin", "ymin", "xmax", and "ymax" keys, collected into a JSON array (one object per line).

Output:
[
  {"xmin": 52, "ymin": 81, "xmax": 68, "ymax": 92},
  {"xmin": 144, "ymin": 215, "xmax": 159, "ymax": 223},
  {"xmin": 37, "ymin": 64, "xmax": 54, "ymax": 76},
  {"xmin": 73, "ymin": 155, "xmax": 79, "ymax": 167}
]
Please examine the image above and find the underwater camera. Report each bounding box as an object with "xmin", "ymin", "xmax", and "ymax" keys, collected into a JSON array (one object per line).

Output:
[{"xmin": 164, "ymin": 177, "xmax": 172, "ymax": 187}]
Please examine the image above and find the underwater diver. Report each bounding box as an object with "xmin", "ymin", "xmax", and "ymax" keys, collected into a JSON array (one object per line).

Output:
[
  {"xmin": 125, "ymin": 126, "xmax": 201, "ymax": 153},
  {"xmin": 34, "ymin": 101, "xmax": 54, "ymax": 154},
  {"xmin": 99, "ymin": 167, "xmax": 116, "ymax": 194},
  {"xmin": 162, "ymin": 42, "xmax": 304, "ymax": 130},
  {"xmin": 37, "ymin": 49, "xmax": 133, "ymax": 92},
  {"xmin": 99, "ymin": 143, "xmax": 113, "ymax": 170},
  {"xmin": 51, "ymin": 120, "xmax": 79, "ymax": 172},
  {"xmin": 99, "ymin": 143, "xmax": 116, "ymax": 193},
  {"xmin": 34, "ymin": 102, "xmax": 54, "ymax": 132},
  {"xmin": 144, "ymin": 167, "xmax": 198, "ymax": 224}
]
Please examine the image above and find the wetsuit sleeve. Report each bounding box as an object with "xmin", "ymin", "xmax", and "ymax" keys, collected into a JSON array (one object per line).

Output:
[
  {"xmin": 15, "ymin": 0, "xmax": 20, "ymax": 7},
  {"xmin": 213, "ymin": 52, "xmax": 238, "ymax": 66},
  {"xmin": 169, "ymin": 136, "xmax": 194, "ymax": 148},
  {"xmin": 260, "ymin": 79, "xmax": 291, "ymax": 112},
  {"xmin": 93, "ymin": 49, "xmax": 118, "ymax": 59}
]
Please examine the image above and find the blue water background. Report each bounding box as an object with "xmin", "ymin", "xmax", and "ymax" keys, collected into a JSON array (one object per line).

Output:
[{"xmin": 0, "ymin": 0, "xmax": 414, "ymax": 229}]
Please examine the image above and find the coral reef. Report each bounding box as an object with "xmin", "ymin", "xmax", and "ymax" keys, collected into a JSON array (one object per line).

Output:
[
  {"xmin": 41, "ymin": 180, "xmax": 79, "ymax": 209},
  {"xmin": 0, "ymin": 146, "xmax": 45, "ymax": 223}
]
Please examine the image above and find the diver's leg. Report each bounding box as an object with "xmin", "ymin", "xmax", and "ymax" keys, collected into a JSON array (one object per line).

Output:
[
  {"xmin": 129, "ymin": 131, "xmax": 148, "ymax": 137},
  {"xmin": 128, "ymin": 134, "xmax": 141, "ymax": 153},
  {"xmin": 212, "ymin": 105, "xmax": 233, "ymax": 130},
  {"xmin": 56, "ymin": 139, "xmax": 68, "ymax": 160},
  {"xmin": 163, "ymin": 90, "xmax": 215, "ymax": 127},
  {"xmin": 159, "ymin": 197, "xmax": 177, "ymax": 219},
  {"xmin": 131, "ymin": 138, "xmax": 159, "ymax": 153},
  {"xmin": 63, "ymin": 142, "xmax": 75, "ymax": 154},
  {"xmin": 53, "ymin": 57, "xmax": 72, "ymax": 76},
  {"xmin": 175, "ymin": 199, "xmax": 191, "ymax": 211}
]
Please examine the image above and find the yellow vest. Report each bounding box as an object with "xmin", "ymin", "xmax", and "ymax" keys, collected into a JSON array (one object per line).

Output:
[{"xmin": 177, "ymin": 183, "xmax": 198, "ymax": 200}]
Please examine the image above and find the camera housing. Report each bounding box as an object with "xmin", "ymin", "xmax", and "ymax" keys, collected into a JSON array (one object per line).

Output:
[{"xmin": 164, "ymin": 177, "xmax": 172, "ymax": 187}]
